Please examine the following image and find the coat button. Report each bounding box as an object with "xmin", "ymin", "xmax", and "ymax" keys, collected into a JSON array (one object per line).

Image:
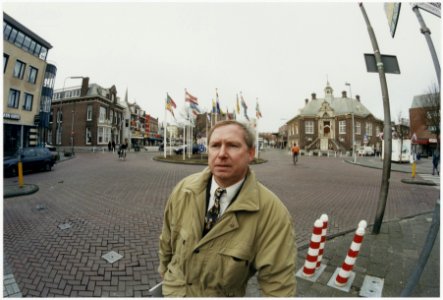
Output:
[{"xmin": 194, "ymin": 249, "xmax": 200, "ymax": 254}]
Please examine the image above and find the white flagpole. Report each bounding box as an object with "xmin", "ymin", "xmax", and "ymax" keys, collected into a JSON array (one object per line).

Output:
[
  {"xmin": 164, "ymin": 97, "xmax": 167, "ymax": 158},
  {"xmin": 256, "ymin": 98, "xmax": 259, "ymax": 159},
  {"xmin": 206, "ymin": 112, "xmax": 208, "ymax": 151}
]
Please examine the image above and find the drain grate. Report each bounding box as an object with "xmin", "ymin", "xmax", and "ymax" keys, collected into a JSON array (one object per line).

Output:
[
  {"xmin": 102, "ymin": 251, "xmax": 123, "ymax": 264},
  {"xmin": 58, "ymin": 223, "xmax": 71, "ymax": 230},
  {"xmin": 359, "ymin": 275, "xmax": 384, "ymax": 297}
]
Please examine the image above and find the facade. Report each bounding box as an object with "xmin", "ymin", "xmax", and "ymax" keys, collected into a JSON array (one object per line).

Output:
[
  {"xmin": 286, "ymin": 82, "xmax": 383, "ymax": 154},
  {"xmin": 3, "ymin": 12, "xmax": 57, "ymax": 155},
  {"xmin": 145, "ymin": 114, "xmax": 161, "ymax": 145},
  {"xmin": 50, "ymin": 78, "xmax": 125, "ymax": 152},
  {"xmin": 409, "ymin": 93, "xmax": 440, "ymax": 156}
]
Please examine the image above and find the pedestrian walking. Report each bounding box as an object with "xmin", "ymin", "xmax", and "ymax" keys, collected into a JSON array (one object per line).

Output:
[
  {"xmin": 291, "ymin": 143, "xmax": 300, "ymax": 165},
  {"xmin": 118, "ymin": 139, "xmax": 128, "ymax": 160},
  {"xmin": 108, "ymin": 141, "xmax": 112, "ymax": 152},
  {"xmin": 158, "ymin": 120, "xmax": 297, "ymax": 297},
  {"xmin": 432, "ymin": 149, "xmax": 440, "ymax": 176},
  {"xmin": 112, "ymin": 140, "xmax": 116, "ymax": 152}
]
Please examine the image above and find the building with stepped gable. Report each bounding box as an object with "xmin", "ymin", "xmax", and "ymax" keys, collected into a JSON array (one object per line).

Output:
[{"xmin": 286, "ymin": 82, "xmax": 383, "ymax": 155}]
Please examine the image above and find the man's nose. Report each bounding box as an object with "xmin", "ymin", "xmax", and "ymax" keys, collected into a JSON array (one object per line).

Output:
[{"xmin": 218, "ymin": 144, "xmax": 228, "ymax": 157}]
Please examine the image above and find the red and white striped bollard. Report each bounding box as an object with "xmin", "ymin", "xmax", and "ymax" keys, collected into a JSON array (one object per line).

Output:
[
  {"xmin": 316, "ymin": 214, "xmax": 328, "ymax": 269},
  {"xmin": 335, "ymin": 220, "xmax": 367, "ymax": 286},
  {"xmin": 302, "ymin": 219, "xmax": 323, "ymax": 277}
]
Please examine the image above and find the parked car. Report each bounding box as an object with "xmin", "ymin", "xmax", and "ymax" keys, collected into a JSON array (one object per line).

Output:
[
  {"xmin": 4, "ymin": 147, "xmax": 56, "ymax": 177},
  {"xmin": 173, "ymin": 144, "xmax": 202, "ymax": 155},
  {"xmin": 357, "ymin": 146, "xmax": 375, "ymax": 156},
  {"xmin": 45, "ymin": 143, "xmax": 58, "ymax": 161}
]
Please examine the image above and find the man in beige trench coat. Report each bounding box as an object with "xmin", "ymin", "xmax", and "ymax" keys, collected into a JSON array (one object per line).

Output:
[{"xmin": 158, "ymin": 120, "xmax": 297, "ymax": 297}]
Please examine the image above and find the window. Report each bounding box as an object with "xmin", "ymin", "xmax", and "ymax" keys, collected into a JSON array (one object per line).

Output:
[
  {"xmin": 365, "ymin": 123, "xmax": 373, "ymax": 136},
  {"xmin": 355, "ymin": 121, "xmax": 361, "ymax": 135},
  {"xmin": 57, "ymin": 109, "xmax": 63, "ymax": 123},
  {"xmin": 13, "ymin": 60, "xmax": 26, "ymax": 79},
  {"xmin": 375, "ymin": 126, "xmax": 381, "ymax": 137},
  {"xmin": 8, "ymin": 89, "xmax": 20, "ymax": 108},
  {"xmin": 110, "ymin": 110, "xmax": 113, "ymax": 124},
  {"xmin": 86, "ymin": 128, "xmax": 92, "ymax": 145},
  {"xmin": 47, "ymin": 129, "xmax": 52, "ymax": 145},
  {"xmin": 14, "ymin": 32, "xmax": 25, "ymax": 47},
  {"xmin": 339, "ymin": 121, "xmax": 346, "ymax": 134},
  {"xmin": 28, "ymin": 66, "xmax": 38, "ymax": 84},
  {"xmin": 56, "ymin": 125, "xmax": 62, "ymax": 145},
  {"xmin": 87, "ymin": 105, "xmax": 93, "ymax": 121},
  {"xmin": 98, "ymin": 127, "xmax": 104, "ymax": 144},
  {"xmin": 23, "ymin": 93, "xmax": 33, "ymax": 111},
  {"xmin": 3, "ymin": 53, "xmax": 9, "ymax": 73},
  {"xmin": 305, "ymin": 121, "xmax": 314, "ymax": 134},
  {"xmin": 99, "ymin": 106, "xmax": 106, "ymax": 123}
]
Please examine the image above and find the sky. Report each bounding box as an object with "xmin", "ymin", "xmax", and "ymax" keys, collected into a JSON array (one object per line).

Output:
[{"xmin": 3, "ymin": 1, "xmax": 441, "ymax": 132}]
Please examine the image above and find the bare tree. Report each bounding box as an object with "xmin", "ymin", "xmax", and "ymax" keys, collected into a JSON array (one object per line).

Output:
[{"xmin": 423, "ymin": 83, "xmax": 440, "ymax": 148}]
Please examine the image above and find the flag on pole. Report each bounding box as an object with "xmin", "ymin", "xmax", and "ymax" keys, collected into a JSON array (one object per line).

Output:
[
  {"xmin": 216, "ymin": 88, "xmax": 221, "ymax": 114},
  {"xmin": 240, "ymin": 92, "xmax": 249, "ymax": 121},
  {"xmin": 185, "ymin": 89, "xmax": 198, "ymax": 105},
  {"xmin": 190, "ymin": 102, "xmax": 201, "ymax": 116},
  {"xmin": 256, "ymin": 98, "xmax": 262, "ymax": 119},
  {"xmin": 212, "ymin": 99, "xmax": 217, "ymax": 114},
  {"xmin": 166, "ymin": 93, "xmax": 176, "ymax": 118}
]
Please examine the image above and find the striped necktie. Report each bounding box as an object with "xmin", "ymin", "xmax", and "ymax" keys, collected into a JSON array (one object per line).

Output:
[{"xmin": 204, "ymin": 187, "xmax": 226, "ymax": 231}]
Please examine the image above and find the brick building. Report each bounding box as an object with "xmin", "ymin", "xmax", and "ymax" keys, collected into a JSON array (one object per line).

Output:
[
  {"xmin": 286, "ymin": 82, "xmax": 383, "ymax": 154},
  {"xmin": 409, "ymin": 93, "xmax": 440, "ymax": 156},
  {"xmin": 50, "ymin": 78, "xmax": 125, "ymax": 152}
]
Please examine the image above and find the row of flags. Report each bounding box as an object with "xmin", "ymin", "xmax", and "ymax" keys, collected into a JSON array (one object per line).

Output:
[{"xmin": 165, "ymin": 89, "xmax": 262, "ymax": 122}]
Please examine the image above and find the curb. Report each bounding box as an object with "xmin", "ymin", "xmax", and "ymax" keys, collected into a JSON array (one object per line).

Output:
[
  {"xmin": 401, "ymin": 178, "xmax": 436, "ymax": 186},
  {"xmin": 4, "ymin": 184, "xmax": 39, "ymax": 198}
]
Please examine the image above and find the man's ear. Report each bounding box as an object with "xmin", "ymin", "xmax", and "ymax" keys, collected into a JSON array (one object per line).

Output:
[{"xmin": 248, "ymin": 147, "xmax": 256, "ymax": 162}]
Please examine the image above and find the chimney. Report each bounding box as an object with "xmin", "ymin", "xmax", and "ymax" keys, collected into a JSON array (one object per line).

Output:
[
  {"xmin": 80, "ymin": 77, "xmax": 89, "ymax": 97},
  {"xmin": 311, "ymin": 93, "xmax": 316, "ymax": 100},
  {"xmin": 356, "ymin": 95, "xmax": 360, "ymax": 102},
  {"xmin": 305, "ymin": 98, "xmax": 309, "ymax": 104},
  {"xmin": 342, "ymin": 91, "xmax": 347, "ymax": 98}
]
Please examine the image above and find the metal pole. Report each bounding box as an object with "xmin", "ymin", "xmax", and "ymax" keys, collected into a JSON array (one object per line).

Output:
[
  {"xmin": 411, "ymin": 5, "xmax": 441, "ymax": 89},
  {"xmin": 359, "ymin": 3, "xmax": 393, "ymax": 234},
  {"xmin": 346, "ymin": 82, "xmax": 356, "ymax": 162}
]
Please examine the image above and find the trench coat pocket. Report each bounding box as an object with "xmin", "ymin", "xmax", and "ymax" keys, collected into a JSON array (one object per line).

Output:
[{"xmin": 218, "ymin": 246, "xmax": 251, "ymax": 289}]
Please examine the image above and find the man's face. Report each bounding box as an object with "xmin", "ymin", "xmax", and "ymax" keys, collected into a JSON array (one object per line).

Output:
[{"xmin": 208, "ymin": 124, "xmax": 255, "ymax": 188}]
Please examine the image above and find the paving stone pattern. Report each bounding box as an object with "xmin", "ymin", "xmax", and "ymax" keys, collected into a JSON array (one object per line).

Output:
[{"xmin": 3, "ymin": 150, "xmax": 438, "ymax": 297}]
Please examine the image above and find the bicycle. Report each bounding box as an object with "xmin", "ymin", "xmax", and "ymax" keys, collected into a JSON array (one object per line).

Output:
[{"xmin": 118, "ymin": 147, "xmax": 127, "ymax": 160}]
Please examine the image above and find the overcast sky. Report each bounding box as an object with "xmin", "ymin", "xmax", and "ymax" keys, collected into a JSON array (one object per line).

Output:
[{"xmin": 3, "ymin": 1, "xmax": 441, "ymax": 132}]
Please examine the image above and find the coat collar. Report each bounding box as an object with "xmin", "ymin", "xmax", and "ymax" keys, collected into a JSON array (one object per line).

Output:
[{"xmin": 185, "ymin": 167, "xmax": 260, "ymax": 213}]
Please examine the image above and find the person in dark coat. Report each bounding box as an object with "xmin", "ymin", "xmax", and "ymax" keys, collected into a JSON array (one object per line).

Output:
[
  {"xmin": 432, "ymin": 149, "xmax": 440, "ymax": 176},
  {"xmin": 108, "ymin": 141, "xmax": 112, "ymax": 152}
]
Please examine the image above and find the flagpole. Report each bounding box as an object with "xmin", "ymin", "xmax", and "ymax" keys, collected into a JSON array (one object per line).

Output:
[
  {"xmin": 255, "ymin": 98, "xmax": 260, "ymax": 159},
  {"xmin": 206, "ymin": 112, "xmax": 208, "ymax": 151},
  {"xmin": 163, "ymin": 96, "xmax": 167, "ymax": 158}
]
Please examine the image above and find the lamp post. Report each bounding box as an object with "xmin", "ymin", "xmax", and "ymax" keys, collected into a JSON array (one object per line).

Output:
[
  {"xmin": 62, "ymin": 76, "xmax": 84, "ymax": 156},
  {"xmin": 345, "ymin": 82, "xmax": 356, "ymax": 162}
]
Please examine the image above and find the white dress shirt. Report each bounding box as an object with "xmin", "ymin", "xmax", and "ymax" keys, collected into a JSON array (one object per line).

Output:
[{"xmin": 208, "ymin": 177, "xmax": 245, "ymax": 216}]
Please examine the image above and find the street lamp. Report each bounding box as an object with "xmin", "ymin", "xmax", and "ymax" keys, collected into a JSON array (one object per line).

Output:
[
  {"xmin": 62, "ymin": 76, "xmax": 84, "ymax": 156},
  {"xmin": 345, "ymin": 82, "xmax": 356, "ymax": 162}
]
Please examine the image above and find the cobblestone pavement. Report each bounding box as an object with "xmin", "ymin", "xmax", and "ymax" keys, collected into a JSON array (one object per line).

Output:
[{"xmin": 3, "ymin": 149, "xmax": 439, "ymax": 297}]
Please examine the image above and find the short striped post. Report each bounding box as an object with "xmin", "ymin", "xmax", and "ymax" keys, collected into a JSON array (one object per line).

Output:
[
  {"xmin": 302, "ymin": 219, "xmax": 323, "ymax": 277},
  {"xmin": 316, "ymin": 214, "xmax": 328, "ymax": 269},
  {"xmin": 335, "ymin": 220, "xmax": 367, "ymax": 286}
]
